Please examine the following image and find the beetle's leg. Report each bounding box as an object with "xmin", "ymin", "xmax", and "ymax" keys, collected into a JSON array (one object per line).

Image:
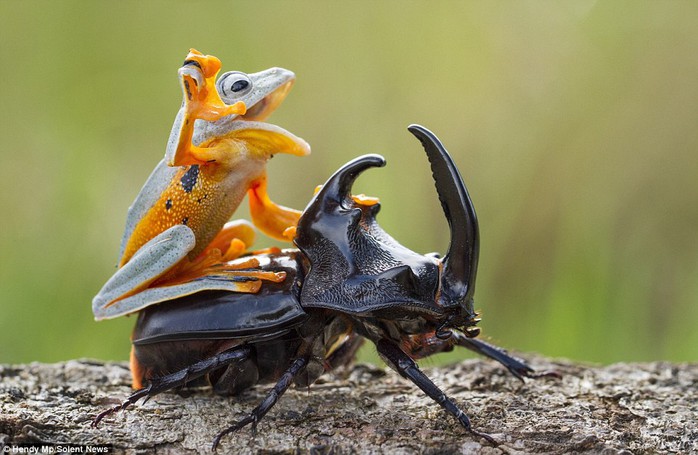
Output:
[
  {"xmin": 375, "ymin": 339, "xmax": 497, "ymax": 445},
  {"xmin": 324, "ymin": 333, "xmax": 364, "ymax": 371},
  {"xmin": 212, "ymin": 355, "xmax": 310, "ymax": 451},
  {"xmin": 92, "ymin": 345, "xmax": 252, "ymax": 428},
  {"xmin": 404, "ymin": 332, "xmax": 560, "ymax": 382},
  {"xmin": 452, "ymin": 333, "xmax": 561, "ymax": 382}
]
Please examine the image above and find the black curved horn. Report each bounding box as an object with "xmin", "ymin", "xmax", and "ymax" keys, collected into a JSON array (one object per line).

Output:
[
  {"xmin": 408, "ymin": 124, "xmax": 479, "ymax": 308},
  {"xmin": 305, "ymin": 154, "xmax": 386, "ymax": 208}
]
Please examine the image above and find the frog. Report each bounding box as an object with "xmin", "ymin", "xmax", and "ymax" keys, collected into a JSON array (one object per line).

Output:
[{"xmin": 93, "ymin": 49, "xmax": 310, "ymax": 321}]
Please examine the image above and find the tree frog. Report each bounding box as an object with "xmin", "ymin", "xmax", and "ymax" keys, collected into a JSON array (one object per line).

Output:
[{"xmin": 93, "ymin": 50, "xmax": 310, "ymax": 321}]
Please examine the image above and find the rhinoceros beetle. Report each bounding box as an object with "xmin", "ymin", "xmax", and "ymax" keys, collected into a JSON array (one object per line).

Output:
[{"xmin": 93, "ymin": 125, "xmax": 556, "ymax": 449}]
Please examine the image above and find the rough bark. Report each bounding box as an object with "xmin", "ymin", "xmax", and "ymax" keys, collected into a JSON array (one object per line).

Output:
[{"xmin": 1, "ymin": 356, "xmax": 696, "ymax": 454}]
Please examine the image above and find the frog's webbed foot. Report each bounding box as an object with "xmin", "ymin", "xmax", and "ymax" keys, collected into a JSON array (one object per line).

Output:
[
  {"xmin": 159, "ymin": 220, "xmax": 287, "ymax": 288},
  {"xmin": 93, "ymin": 224, "xmax": 286, "ymax": 321},
  {"xmin": 93, "ymin": 225, "xmax": 196, "ymax": 320},
  {"xmin": 202, "ymin": 220, "xmax": 256, "ymax": 262}
]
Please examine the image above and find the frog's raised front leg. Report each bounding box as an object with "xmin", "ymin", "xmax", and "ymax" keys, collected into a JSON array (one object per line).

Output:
[{"xmin": 172, "ymin": 50, "xmax": 247, "ymax": 167}]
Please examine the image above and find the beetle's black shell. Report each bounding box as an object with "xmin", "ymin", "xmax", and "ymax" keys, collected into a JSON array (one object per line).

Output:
[
  {"xmin": 130, "ymin": 251, "xmax": 362, "ymax": 393},
  {"xmin": 132, "ymin": 253, "xmax": 308, "ymax": 345}
]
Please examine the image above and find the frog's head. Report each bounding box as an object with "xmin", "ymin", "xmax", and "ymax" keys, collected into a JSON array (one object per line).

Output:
[
  {"xmin": 166, "ymin": 50, "xmax": 308, "ymax": 165},
  {"xmin": 215, "ymin": 67, "xmax": 295, "ymax": 122},
  {"xmin": 197, "ymin": 66, "xmax": 309, "ymax": 161},
  {"xmin": 178, "ymin": 48, "xmax": 295, "ymax": 123}
]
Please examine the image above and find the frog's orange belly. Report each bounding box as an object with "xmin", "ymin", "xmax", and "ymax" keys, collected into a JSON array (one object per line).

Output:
[{"xmin": 120, "ymin": 165, "xmax": 247, "ymax": 266}]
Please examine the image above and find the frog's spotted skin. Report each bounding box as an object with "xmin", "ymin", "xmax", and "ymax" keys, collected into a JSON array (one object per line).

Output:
[
  {"xmin": 120, "ymin": 165, "xmax": 212, "ymax": 265},
  {"xmin": 93, "ymin": 51, "xmax": 309, "ymax": 320}
]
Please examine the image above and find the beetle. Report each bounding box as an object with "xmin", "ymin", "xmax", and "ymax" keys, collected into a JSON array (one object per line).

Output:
[{"xmin": 93, "ymin": 125, "xmax": 557, "ymax": 449}]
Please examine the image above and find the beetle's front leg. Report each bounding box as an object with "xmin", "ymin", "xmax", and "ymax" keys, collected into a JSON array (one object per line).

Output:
[
  {"xmin": 375, "ymin": 339, "xmax": 497, "ymax": 445},
  {"xmin": 405, "ymin": 331, "xmax": 560, "ymax": 381},
  {"xmin": 451, "ymin": 333, "xmax": 561, "ymax": 382}
]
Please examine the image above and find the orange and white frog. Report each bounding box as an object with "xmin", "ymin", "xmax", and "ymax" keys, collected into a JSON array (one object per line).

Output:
[{"xmin": 93, "ymin": 50, "xmax": 310, "ymax": 320}]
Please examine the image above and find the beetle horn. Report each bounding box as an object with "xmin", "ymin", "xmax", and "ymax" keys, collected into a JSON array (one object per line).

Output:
[
  {"xmin": 408, "ymin": 124, "xmax": 479, "ymax": 308},
  {"xmin": 295, "ymin": 154, "xmax": 386, "ymax": 253},
  {"xmin": 308, "ymin": 154, "xmax": 386, "ymax": 207}
]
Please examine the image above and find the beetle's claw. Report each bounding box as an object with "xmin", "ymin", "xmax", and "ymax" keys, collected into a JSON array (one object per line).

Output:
[
  {"xmin": 507, "ymin": 365, "xmax": 533, "ymax": 382},
  {"xmin": 91, "ymin": 404, "xmax": 120, "ymax": 428},
  {"xmin": 470, "ymin": 428, "xmax": 498, "ymax": 446},
  {"xmin": 507, "ymin": 364, "xmax": 561, "ymax": 382},
  {"xmin": 91, "ymin": 400, "xmax": 131, "ymax": 428},
  {"xmin": 92, "ymin": 384, "xmax": 154, "ymax": 428},
  {"xmin": 211, "ymin": 419, "xmax": 247, "ymax": 451},
  {"xmin": 211, "ymin": 414, "xmax": 261, "ymax": 450},
  {"xmin": 525, "ymin": 369, "xmax": 562, "ymax": 380},
  {"xmin": 211, "ymin": 433, "xmax": 224, "ymax": 452}
]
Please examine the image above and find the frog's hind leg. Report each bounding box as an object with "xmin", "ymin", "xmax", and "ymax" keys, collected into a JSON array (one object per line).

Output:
[
  {"xmin": 201, "ymin": 219, "xmax": 256, "ymax": 262},
  {"xmin": 93, "ymin": 223, "xmax": 286, "ymax": 321},
  {"xmin": 92, "ymin": 223, "xmax": 275, "ymax": 320},
  {"xmin": 96, "ymin": 272, "xmax": 268, "ymax": 321},
  {"xmin": 163, "ymin": 219, "xmax": 286, "ymax": 286},
  {"xmin": 93, "ymin": 225, "xmax": 197, "ymax": 320}
]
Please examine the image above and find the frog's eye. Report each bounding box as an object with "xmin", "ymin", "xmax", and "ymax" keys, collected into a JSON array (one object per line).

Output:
[{"xmin": 218, "ymin": 71, "xmax": 253, "ymax": 99}]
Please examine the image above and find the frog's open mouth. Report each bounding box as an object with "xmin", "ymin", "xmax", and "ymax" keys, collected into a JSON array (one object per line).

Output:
[{"xmin": 238, "ymin": 78, "xmax": 294, "ymax": 122}]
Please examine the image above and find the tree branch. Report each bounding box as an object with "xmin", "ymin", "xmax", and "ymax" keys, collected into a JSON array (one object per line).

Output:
[{"xmin": 1, "ymin": 356, "xmax": 696, "ymax": 453}]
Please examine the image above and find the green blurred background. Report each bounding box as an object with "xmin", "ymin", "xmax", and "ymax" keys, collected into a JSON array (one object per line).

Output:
[{"xmin": 1, "ymin": 1, "xmax": 697, "ymax": 366}]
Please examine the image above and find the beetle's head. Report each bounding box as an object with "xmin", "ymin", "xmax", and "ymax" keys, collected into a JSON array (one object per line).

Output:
[{"xmin": 294, "ymin": 125, "xmax": 481, "ymax": 338}]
